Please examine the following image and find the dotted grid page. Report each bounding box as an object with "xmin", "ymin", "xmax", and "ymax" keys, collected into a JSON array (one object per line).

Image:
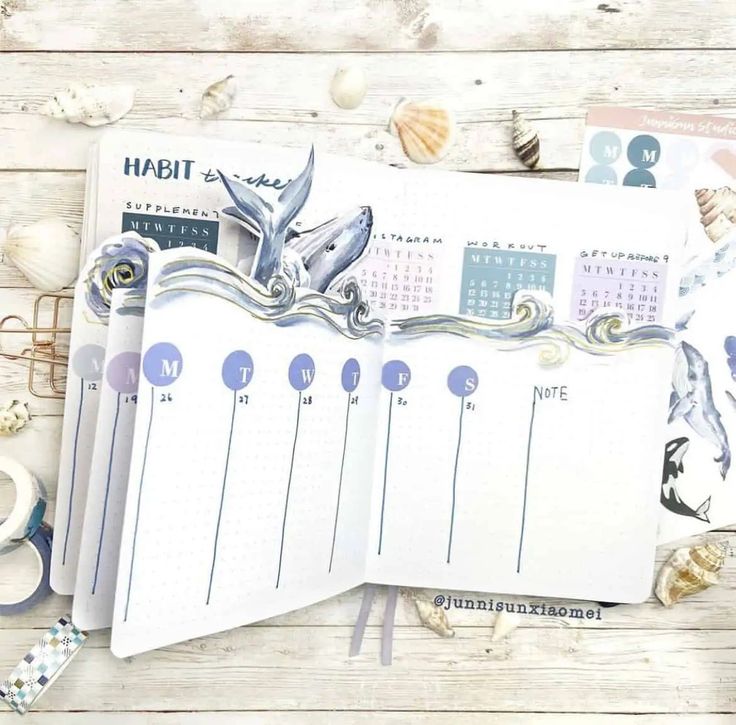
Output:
[
  {"xmin": 111, "ymin": 249, "xmax": 383, "ymax": 657},
  {"xmin": 364, "ymin": 171, "xmax": 687, "ymax": 603},
  {"xmin": 51, "ymin": 253, "xmax": 111, "ymax": 595},
  {"xmin": 73, "ymin": 290, "xmax": 144, "ymax": 630}
]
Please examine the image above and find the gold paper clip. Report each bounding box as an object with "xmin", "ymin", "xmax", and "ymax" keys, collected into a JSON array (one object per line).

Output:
[{"xmin": 0, "ymin": 292, "xmax": 72, "ymax": 399}]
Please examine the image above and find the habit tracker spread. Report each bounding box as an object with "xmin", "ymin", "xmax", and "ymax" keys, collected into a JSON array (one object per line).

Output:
[{"xmin": 54, "ymin": 133, "xmax": 686, "ymax": 656}]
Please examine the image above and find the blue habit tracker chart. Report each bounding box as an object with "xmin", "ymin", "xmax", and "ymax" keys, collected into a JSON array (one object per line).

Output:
[{"xmin": 94, "ymin": 167, "xmax": 686, "ymax": 658}]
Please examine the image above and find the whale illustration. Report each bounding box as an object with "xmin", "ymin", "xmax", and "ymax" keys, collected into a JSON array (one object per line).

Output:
[
  {"xmin": 217, "ymin": 148, "xmax": 372, "ymax": 292},
  {"xmin": 669, "ymin": 341, "xmax": 731, "ymax": 479},
  {"xmin": 660, "ymin": 437, "xmax": 711, "ymax": 522}
]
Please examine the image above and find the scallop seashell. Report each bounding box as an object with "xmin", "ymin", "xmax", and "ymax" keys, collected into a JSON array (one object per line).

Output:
[
  {"xmin": 0, "ymin": 400, "xmax": 31, "ymax": 436},
  {"xmin": 200, "ymin": 75, "xmax": 237, "ymax": 119},
  {"xmin": 39, "ymin": 83, "xmax": 135, "ymax": 127},
  {"xmin": 413, "ymin": 595, "xmax": 455, "ymax": 637},
  {"xmin": 491, "ymin": 610, "xmax": 521, "ymax": 641},
  {"xmin": 330, "ymin": 66, "xmax": 367, "ymax": 110},
  {"xmin": 389, "ymin": 99, "xmax": 454, "ymax": 165},
  {"xmin": 655, "ymin": 542, "xmax": 727, "ymax": 607},
  {"xmin": 511, "ymin": 110, "xmax": 540, "ymax": 168},
  {"xmin": 3, "ymin": 218, "xmax": 80, "ymax": 291},
  {"xmin": 695, "ymin": 187, "xmax": 736, "ymax": 243}
]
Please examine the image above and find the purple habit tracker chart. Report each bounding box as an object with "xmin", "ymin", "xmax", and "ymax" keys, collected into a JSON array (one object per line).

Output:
[{"xmin": 93, "ymin": 160, "xmax": 683, "ymax": 657}]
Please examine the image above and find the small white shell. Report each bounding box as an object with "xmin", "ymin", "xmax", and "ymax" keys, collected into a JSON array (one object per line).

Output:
[
  {"xmin": 0, "ymin": 401, "xmax": 31, "ymax": 436},
  {"xmin": 330, "ymin": 66, "xmax": 367, "ymax": 110},
  {"xmin": 389, "ymin": 99, "xmax": 454, "ymax": 165},
  {"xmin": 413, "ymin": 595, "xmax": 455, "ymax": 638},
  {"xmin": 200, "ymin": 75, "xmax": 237, "ymax": 119},
  {"xmin": 3, "ymin": 218, "xmax": 80, "ymax": 291},
  {"xmin": 491, "ymin": 611, "xmax": 521, "ymax": 642},
  {"xmin": 511, "ymin": 110, "xmax": 540, "ymax": 168},
  {"xmin": 39, "ymin": 83, "xmax": 135, "ymax": 127}
]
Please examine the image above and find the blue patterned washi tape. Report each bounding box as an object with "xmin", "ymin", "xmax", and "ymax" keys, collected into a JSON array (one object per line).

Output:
[
  {"xmin": 0, "ymin": 457, "xmax": 46, "ymax": 555},
  {"xmin": 0, "ymin": 522, "xmax": 53, "ymax": 616},
  {"xmin": 0, "ymin": 616, "xmax": 88, "ymax": 715}
]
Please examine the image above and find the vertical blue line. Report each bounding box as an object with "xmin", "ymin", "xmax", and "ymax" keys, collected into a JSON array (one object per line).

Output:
[
  {"xmin": 377, "ymin": 392, "xmax": 394, "ymax": 555},
  {"xmin": 329, "ymin": 392, "xmax": 352, "ymax": 573},
  {"xmin": 446, "ymin": 396, "xmax": 465, "ymax": 564},
  {"xmin": 124, "ymin": 386, "xmax": 155, "ymax": 622},
  {"xmin": 207, "ymin": 389, "xmax": 238, "ymax": 604},
  {"xmin": 516, "ymin": 392, "xmax": 537, "ymax": 574},
  {"xmin": 92, "ymin": 391, "xmax": 122, "ymax": 595},
  {"xmin": 276, "ymin": 390, "xmax": 302, "ymax": 589},
  {"xmin": 62, "ymin": 376, "xmax": 85, "ymax": 565}
]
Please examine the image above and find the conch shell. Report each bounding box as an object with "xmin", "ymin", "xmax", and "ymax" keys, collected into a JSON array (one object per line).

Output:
[
  {"xmin": 200, "ymin": 75, "xmax": 237, "ymax": 119},
  {"xmin": 3, "ymin": 218, "xmax": 80, "ymax": 291},
  {"xmin": 0, "ymin": 400, "xmax": 31, "ymax": 436},
  {"xmin": 413, "ymin": 594, "xmax": 455, "ymax": 637},
  {"xmin": 655, "ymin": 542, "xmax": 727, "ymax": 607},
  {"xmin": 695, "ymin": 187, "xmax": 736, "ymax": 243},
  {"xmin": 39, "ymin": 83, "xmax": 135, "ymax": 127},
  {"xmin": 389, "ymin": 99, "xmax": 454, "ymax": 165},
  {"xmin": 330, "ymin": 66, "xmax": 367, "ymax": 110},
  {"xmin": 511, "ymin": 110, "xmax": 540, "ymax": 168}
]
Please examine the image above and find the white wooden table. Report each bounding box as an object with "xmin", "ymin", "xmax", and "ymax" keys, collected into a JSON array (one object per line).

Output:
[{"xmin": 1, "ymin": 1, "xmax": 735, "ymax": 722}]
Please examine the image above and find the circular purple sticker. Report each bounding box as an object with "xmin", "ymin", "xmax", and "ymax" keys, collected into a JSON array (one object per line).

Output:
[
  {"xmin": 447, "ymin": 365, "xmax": 479, "ymax": 397},
  {"xmin": 341, "ymin": 358, "xmax": 361, "ymax": 393},
  {"xmin": 72, "ymin": 343, "xmax": 105, "ymax": 381},
  {"xmin": 106, "ymin": 352, "xmax": 141, "ymax": 394},
  {"xmin": 142, "ymin": 342, "xmax": 183, "ymax": 387},
  {"xmin": 288, "ymin": 353, "xmax": 316, "ymax": 391},
  {"xmin": 382, "ymin": 360, "xmax": 411, "ymax": 392},
  {"xmin": 222, "ymin": 350, "xmax": 254, "ymax": 391}
]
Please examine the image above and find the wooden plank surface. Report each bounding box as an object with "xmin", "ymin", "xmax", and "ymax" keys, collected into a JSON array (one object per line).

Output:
[
  {"xmin": 0, "ymin": 51, "xmax": 734, "ymax": 172},
  {"xmin": 1, "ymin": 0, "xmax": 736, "ymax": 52},
  {"xmin": 0, "ymin": 626, "xmax": 734, "ymax": 713},
  {"xmin": 1, "ymin": 0, "xmax": 736, "ymax": 720}
]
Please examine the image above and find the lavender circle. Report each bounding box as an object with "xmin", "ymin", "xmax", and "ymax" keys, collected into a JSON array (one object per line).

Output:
[
  {"xmin": 222, "ymin": 350, "xmax": 254, "ymax": 391},
  {"xmin": 725, "ymin": 337, "xmax": 736, "ymax": 356},
  {"xmin": 142, "ymin": 342, "xmax": 183, "ymax": 387},
  {"xmin": 106, "ymin": 352, "xmax": 141, "ymax": 394},
  {"xmin": 341, "ymin": 358, "xmax": 361, "ymax": 393},
  {"xmin": 72, "ymin": 344, "xmax": 105, "ymax": 381},
  {"xmin": 382, "ymin": 360, "xmax": 411, "ymax": 392},
  {"xmin": 447, "ymin": 365, "xmax": 479, "ymax": 397},
  {"xmin": 288, "ymin": 353, "xmax": 316, "ymax": 391}
]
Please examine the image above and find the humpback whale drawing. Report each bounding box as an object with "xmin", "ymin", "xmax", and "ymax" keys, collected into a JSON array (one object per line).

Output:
[
  {"xmin": 660, "ymin": 437, "xmax": 711, "ymax": 522},
  {"xmin": 217, "ymin": 147, "xmax": 372, "ymax": 292},
  {"xmin": 669, "ymin": 341, "xmax": 731, "ymax": 479}
]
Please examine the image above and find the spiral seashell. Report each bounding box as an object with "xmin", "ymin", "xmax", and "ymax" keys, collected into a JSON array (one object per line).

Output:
[
  {"xmin": 39, "ymin": 83, "xmax": 135, "ymax": 127},
  {"xmin": 389, "ymin": 99, "xmax": 454, "ymax": 164},
  {"xmin": 413, "ymin": 594, "xmax": 455, "ymax": 637},
  {"xmin": 3, "ymin": 217, "xmax": 80, "ymax": 291},
  {"xmin": 655, "ymin": 542, "xmax": 727, "ymax": 607},
  {"xmin": 511, "ymin": 111, "xmax": 540, "ymax": 168},
  {"xmin": 200, "ymin": 75, "xmax": 237, "ymax": 119},
  {"xmin": 695, "ymin": 187, "xmax": 736, "ymax": 243}
]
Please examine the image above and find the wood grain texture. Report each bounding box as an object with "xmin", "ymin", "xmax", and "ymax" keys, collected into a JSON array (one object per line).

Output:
[
  {"xmin": 0, "ymin": 626, "xmax": 734, "ymax": 713},
  {"xmin": 1, "ymin": 0, "xmax": 735, "ymax": 52},
  {"xmin": 0, "ymin": 51, "xmax": 734, "ymax": 172}
]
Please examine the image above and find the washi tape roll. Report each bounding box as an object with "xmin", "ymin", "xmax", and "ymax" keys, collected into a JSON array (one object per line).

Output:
[
  {"xmin": 0, "ymin": 522, "xmax": 52, "ymax": 616},
  {"xmin": 0, "ymin": 456, "xmax": 46, "ymax": 550},
  {"xmin": 0, "ymin": 615, "xmax": 87, "ymax": 715}
]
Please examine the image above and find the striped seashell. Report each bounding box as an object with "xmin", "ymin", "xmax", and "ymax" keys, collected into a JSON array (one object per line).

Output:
[
  {"xmin": 200, "ymin": 75, "xmax": 237, "ymax": 119},
  {"xmin": 655, "ymin": 542, "xmax": 727, "ymax": 607},
  {"xmin": 389, "ymin": 99, "xmax": 454, "ymax": 165},
  {"xmin": 695, "ymin": 187, "xmax": 736, "ymax": 243},
  {"xmin": 511, "ymin": 110, "xmax": 540, "ymax": 168}
]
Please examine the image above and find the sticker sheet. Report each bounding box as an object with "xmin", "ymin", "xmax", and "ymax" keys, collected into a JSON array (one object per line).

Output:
[{"xmin": 580, "ymin": 107, "xmax": 736, "ymax": 543}]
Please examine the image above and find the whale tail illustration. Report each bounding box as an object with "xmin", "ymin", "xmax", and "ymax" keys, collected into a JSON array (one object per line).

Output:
[
  {"xmin": 218, "ymin": 146, "xmax": 315, "ymax": 286},
  {"xmin": 695, "ymin": 496, "xmax": 711, "ymax": 523}
]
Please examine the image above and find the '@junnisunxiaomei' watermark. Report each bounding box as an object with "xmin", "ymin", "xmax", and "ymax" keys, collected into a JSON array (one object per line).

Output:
[{"xmin": 432, "ymin": 593, "xmax": 604, "ymax": 621}]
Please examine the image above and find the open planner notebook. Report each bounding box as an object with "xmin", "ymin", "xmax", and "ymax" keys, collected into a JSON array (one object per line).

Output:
[{"xmin": 52, "ymin": 131, "xmax": 686, "ymax": 657}]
